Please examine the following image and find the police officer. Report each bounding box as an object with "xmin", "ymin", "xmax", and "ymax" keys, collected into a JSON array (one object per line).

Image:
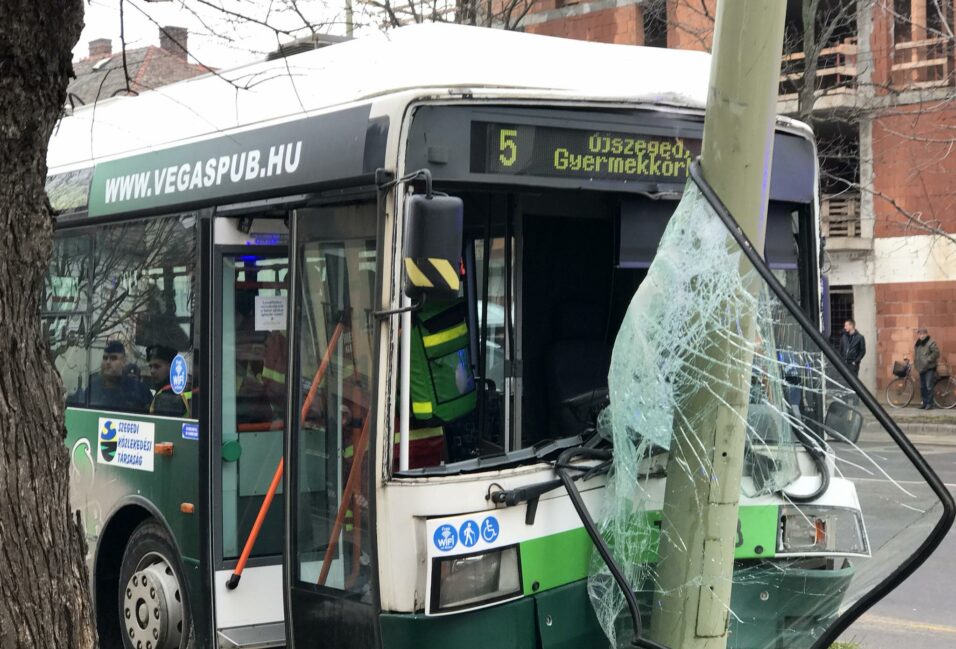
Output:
[{"xmin": 80, "ymin": 340, "xmax": 152, "ymax": 412}]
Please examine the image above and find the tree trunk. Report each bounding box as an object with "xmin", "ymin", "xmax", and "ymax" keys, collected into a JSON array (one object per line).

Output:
[{"xmin": 0, "ymin": 2, "xmax": 96, "ymax": 648}]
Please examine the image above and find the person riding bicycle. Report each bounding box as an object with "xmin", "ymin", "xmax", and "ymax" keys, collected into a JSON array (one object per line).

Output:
[{"xmin": 915, "ymin": 327, "xmax": 941, "ymax": 410}]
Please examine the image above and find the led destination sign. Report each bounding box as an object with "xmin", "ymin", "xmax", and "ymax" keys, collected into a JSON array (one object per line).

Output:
[{"xmin": 472, "ymin": 122, "xmax": 701, "ymax": 185}]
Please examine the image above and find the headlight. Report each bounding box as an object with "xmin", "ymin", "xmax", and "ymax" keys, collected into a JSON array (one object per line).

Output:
[
  {"xmin": 777, "ymin": 505, "xmax": 869, "ymax": 556},
  {"xmin": 430, "ymin": 546, "xmax": 522, "ymax": 613}
]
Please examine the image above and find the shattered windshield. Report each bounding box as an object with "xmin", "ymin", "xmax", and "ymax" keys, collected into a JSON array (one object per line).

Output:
[{"xmin": 588, "ymin": 182, "xmax": 950, "ymax": 649}]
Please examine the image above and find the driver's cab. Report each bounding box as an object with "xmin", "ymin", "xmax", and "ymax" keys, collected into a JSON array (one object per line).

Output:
[{"xmin": 393, "ymin": 187, "xmax": 816, "ymax": 473}]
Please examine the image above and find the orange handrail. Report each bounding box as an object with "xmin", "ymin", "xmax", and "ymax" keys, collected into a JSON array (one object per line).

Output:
[
  {"xmin": 301, "ymin": 322, "xmax": 345, "ymax": 420},
  {"xmin": 318, "ymin": 414, "xmax": 370, "ymax": 586},
  {"xmin": 225, "ymin": 457, "xmax": 284, "ymax": 589},
  {"xmin": 237, "ymin": 420, "xmax": 285, "ymax": 432},
  {"xmin": 226, "ymin": 321, "xmax": 346, "ymax": 589}
]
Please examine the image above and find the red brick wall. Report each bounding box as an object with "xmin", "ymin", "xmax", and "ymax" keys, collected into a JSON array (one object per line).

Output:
[
  {"xmin": 875, "ymin": 281, "xmax": 956, "ymax": 389},
  {"xmin": 871, "ymin": 104, "xmax": 956, "ymax": 237},
  {"xmin": 667, "ymin": 0, "xmax": 715, "ymax": 51},
  {"xmin": 524, "ymin": 5, "xmax": 642, "ymax": 45}
]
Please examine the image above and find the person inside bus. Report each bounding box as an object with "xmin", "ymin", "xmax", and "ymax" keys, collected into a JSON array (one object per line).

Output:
[
  {"xmin": 233, "ymin": 290, "xmax": 277, "ymax": 425},
  {"xmin": 401, "ymin": 297, "xmax": 478, "ymax": 468},
  {"xmin": 146, "ymin": 344, "xmax": 190, "ymax": 417},
  {"xmin": 77, "ymin": 340, "xmax": 152, "ymax": 412}
]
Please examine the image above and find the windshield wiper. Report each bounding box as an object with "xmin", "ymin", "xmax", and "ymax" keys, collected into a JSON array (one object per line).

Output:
[{"xmin": 555, "ymin": 447, "xmax": 670, "ymax": 649}]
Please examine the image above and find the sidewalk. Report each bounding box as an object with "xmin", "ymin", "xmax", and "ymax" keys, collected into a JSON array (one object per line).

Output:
[{"xmin": 861, "ymin": 403, "xmax": 956, "ymax": 446}]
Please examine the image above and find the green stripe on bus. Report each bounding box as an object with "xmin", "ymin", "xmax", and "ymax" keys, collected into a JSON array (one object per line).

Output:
[{"xmin": 519, "ymin": 505, "xmax": 778, "ymax": 595}]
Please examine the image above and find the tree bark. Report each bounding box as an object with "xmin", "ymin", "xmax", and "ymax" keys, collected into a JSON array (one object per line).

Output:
[{"xmin": 0, "ymin": 2, "xmax": 96, "ymax": 648}]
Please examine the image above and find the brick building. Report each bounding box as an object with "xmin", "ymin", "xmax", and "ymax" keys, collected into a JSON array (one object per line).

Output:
[
  {"xmin": 69, "ymin": 26, "xmax": 210, "ymax": 107},
  {"xmin": 519, "ymin": 0, "xmax": 956, "ymax": 396}
]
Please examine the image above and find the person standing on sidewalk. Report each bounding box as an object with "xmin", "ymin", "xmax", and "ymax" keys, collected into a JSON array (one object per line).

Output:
[
  {"xmin": 840, "ymin": 319, "xmax": 866, "ymax": 378},
  {"xmin": 915, "ymin": 326, "xmax": 941, "ymax": 409}
]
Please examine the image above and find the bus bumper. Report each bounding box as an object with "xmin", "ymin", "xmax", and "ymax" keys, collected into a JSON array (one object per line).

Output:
[{"xmin": 379, "ymin": 561, "xmax": 854, "ymax": 649}]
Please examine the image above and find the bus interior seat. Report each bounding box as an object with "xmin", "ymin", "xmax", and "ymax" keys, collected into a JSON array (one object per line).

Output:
[{"xmin": 546, "ymin": 301, "xmax": 611, "ymax": 438}]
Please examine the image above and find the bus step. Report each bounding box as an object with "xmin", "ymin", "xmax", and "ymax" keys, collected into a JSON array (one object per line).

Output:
[{"xmin": 217, "ymin": 622, "xmax": 286, "ymax": 649}]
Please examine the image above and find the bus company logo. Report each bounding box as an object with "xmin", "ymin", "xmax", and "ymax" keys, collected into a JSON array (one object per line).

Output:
[
  {"xmin": 99, "ymin": 420, "xmax": 118, "ymax": 463},
  {"xmin": 433, "ymin": 524, "xmax": 458, "ymax": 552},
  {"xmin": 97, "ymin": 417, "xmax": 156, "ymax": 472}
]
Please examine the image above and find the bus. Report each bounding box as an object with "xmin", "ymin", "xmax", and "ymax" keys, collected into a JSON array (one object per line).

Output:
[{"xmin": 45, "ymin": 23, "xmax": 952, "ymax": 649}]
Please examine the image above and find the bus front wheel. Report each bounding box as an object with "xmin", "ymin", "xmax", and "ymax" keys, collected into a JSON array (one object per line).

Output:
[{"xmin": 118, "ymin": 520, "xmax": 194, "ymax": 649}]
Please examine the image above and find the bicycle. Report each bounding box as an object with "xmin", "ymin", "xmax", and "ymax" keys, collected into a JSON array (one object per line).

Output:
[{"xmin": 885, "ymin": 357, "xmax": 956, "ymax": 409}]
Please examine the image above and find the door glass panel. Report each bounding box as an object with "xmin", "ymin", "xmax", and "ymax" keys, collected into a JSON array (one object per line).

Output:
[
  {"xmin": 220, "ymin": 253, "xmax": 288, "ymax": 559},
  {"xmin": 293, "ymin": 203, "xmax": 376, "ymax": 599},
  {"xmin": 473, "ymin": 237, "xmax": 511, "ymax": 454}
]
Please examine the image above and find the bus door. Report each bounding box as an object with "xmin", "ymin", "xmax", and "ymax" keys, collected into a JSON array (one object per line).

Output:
[
  {"xmin": 212, "ymin": 216, "xmax": 289, "ymax": 647},
  {"xmin": 285, "ymin": 201, "xmax": 380, "ymax": 649}
]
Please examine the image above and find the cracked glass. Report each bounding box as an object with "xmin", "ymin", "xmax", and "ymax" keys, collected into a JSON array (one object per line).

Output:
[{"xmin": 588, "ymin": 183, "xmax": 947, "ymax": 649}]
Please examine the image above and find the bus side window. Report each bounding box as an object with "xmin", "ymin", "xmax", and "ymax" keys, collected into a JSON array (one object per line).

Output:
[
  {"xmin": 50, "ymin": 217, "xmax": 196, "ymax": 414},
  {"xmin": 45, "ymin": 233, "xmax": 92, "ymax": 406}
]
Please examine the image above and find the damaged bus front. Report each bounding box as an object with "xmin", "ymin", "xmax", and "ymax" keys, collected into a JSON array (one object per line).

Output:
[{"xmin": 284, "ymin": 102, "xmax": 953, "ymax": 649}]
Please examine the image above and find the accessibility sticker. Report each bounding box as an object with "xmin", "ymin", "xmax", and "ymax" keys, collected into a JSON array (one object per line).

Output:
[
  {"xmin": 433, "ymin": 524, "xmax": 458, "ymax": 552},
  {"xmin": 480, "ymin": 516, "xmax": 500, "ymax": 543},
  {"xmin": 459, "ymin": 520, "xmax": 479, "ymax": 548},
  {"xmin": 182, "ymin": 423, "xmax": 199, "ymax": 440}
]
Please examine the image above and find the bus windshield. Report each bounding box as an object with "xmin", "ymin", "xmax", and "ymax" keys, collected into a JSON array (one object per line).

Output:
[
  {"xmin": 394, "ymin": 184, "xmax": 813, "ymax": 482},
  {"xmin": 391, "ymin": 105, "xmax": 817, "ymax": 478}
]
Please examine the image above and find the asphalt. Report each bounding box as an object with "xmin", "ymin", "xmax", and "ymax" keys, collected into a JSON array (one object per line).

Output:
[{"xmin": 832, "ymin": 439, "xmax": 956, "ymax": 649}]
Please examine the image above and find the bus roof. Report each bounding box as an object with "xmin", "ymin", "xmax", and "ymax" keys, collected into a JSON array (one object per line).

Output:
[{"xmin": 48, "ymin": 23, "xmax": 712, "ymax": 173}]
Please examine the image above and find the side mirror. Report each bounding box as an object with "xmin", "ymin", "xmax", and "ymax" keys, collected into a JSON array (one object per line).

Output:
[
  {"xmin": 824, "ymin": 400, "xmax": 863, "ymax": 444},
  {"xmin": 403, "ymin": 193, "xmax": 464, "ymax": 300}
]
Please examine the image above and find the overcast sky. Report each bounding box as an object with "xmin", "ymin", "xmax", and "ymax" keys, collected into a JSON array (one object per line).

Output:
[{"xmin": 75, "ymin": 0, "xmax": 350, "ymax": 68}]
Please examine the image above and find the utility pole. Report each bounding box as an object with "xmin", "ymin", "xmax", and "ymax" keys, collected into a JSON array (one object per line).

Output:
[{"xmin": 648, "ymin": 2, "xmax": 786, "ymax": 648}]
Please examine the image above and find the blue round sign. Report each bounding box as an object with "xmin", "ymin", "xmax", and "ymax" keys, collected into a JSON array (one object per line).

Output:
[
  {"xmin": 170, "ymin": 354, "xmax": 188, "ymax": 395},
  {"xmin": 459, "ymin": 520, "xmax": 479, "ymax": 548},
  {"xmin": 433, "ymin": 524, "xmax": 458, "ymax": 552},
  {"xmin": 480, "ymin": 516, "xmax": 500, "ymax": 543}
]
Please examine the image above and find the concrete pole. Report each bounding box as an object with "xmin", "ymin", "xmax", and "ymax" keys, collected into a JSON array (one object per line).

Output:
[{"xmin": 648, "ymin": 2, "xmax": 786, "ymax": 648}]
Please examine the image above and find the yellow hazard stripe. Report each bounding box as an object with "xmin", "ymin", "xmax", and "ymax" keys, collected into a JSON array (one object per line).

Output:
[
  {"xmin": 422, "ymin": 322, "xmax": 467, "ymax": 349},
  {"xmin": 412, "ymin": 401, "xmax": 433, "ymax": 416},
  {"xmin": 404, "ymin": 258, "xmax": 433, "ymax": 288},
  {"xmin": 428, "ymin": 258, "xmax": 460, "ymax": 292}
]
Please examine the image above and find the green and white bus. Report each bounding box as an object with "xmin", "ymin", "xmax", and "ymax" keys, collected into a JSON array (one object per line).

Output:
[{"xmin": 46, "ymin": 23, "xmax": 952, "ymax": 649}]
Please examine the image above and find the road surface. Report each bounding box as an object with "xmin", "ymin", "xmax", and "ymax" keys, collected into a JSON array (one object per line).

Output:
[{"xmin": 834, "ymin": 436, "xmax": 956, "ymax": 649}]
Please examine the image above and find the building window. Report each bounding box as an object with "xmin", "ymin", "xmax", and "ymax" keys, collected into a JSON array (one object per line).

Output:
[
  {"xmin": 829, "ymin": 286, "xmax": 854, "ymax": 349},
  {"xmin": 891, "ymin": 0, "xmax": 953, "ymax": 87},
  {"xmin": 642, "ymin": 1, "xmax": 667, "ymax": 48}
]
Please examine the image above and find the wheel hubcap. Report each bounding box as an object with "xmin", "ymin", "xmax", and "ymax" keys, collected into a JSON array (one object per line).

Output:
[{"xmin": 123, "ymin": 557, "xmax": 183, "ymax": 649}]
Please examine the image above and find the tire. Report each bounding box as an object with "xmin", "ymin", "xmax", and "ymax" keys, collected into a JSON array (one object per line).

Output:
[
  {"xmin": 934, "ymin": 376, "xmax": 956, "ymax": 409},
  {"xmin": 119, "ymin": 520, "xmax": 194, "ymax": 649},
  {"xmin": 886, "ymin": 378, "xmax": 914, "ymax": 408}
]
